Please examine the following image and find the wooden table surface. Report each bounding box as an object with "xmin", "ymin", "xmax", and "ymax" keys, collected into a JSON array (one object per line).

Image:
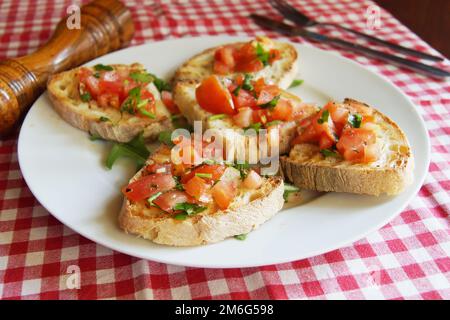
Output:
[{"xmin": 376, "ymin": 0, "xmax": 450, "ymax": 59}]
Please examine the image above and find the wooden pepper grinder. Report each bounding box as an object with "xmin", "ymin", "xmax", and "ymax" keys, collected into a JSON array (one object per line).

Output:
[{"xmin": 0, "ymin": 0, "xmax": 134, "ymax": 137}]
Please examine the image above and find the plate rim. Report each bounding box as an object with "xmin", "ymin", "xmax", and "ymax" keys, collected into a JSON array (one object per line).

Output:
[{"xmin": 18, "ymin": 36, "xmax": 431, "ymax": 268}]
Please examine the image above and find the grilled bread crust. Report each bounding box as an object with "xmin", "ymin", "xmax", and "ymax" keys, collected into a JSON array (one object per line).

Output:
[
  {"xmin": 119, "ymin": 161, "xmax": 284, "ymax": 246},
  {"xmin": 281, "ymin": 99, "xmax": 414, "ymax": 196},
  {"xmin": 47, "ymin": 63, "xmax": 173, "ymax": 142}
]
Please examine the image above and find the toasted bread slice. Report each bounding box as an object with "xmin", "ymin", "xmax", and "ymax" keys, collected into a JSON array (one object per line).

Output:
[
  {"xmin": 173, "ymin": 82, "xmax": 317, "ymax": 155},
  {"xmin": 281, "ymin": 99, "xmax": 414, "ymax": 196},
  {"xmin": 119, "ymin": 148, "xmax": 284, "ymax": 246},
  {"xmin": 172, "ymin": 37, "xmax": 299, "ymax": 89},
  {"xmin": 47, "ymin": 63, "xmax": 173, "ymax": 142}
]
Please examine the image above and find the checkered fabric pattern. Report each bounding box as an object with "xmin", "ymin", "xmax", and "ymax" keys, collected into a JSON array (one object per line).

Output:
[{"xmin": 0, "ymin": 0, "xmax": 449, "ymax": 300}]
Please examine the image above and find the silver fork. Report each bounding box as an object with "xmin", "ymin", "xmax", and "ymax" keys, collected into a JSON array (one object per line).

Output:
[{"xmin": 269, "ymin": 0, "xmax": 444, "ymax": 62}]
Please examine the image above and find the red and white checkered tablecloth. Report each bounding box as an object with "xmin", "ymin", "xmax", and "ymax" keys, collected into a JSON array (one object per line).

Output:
[{"xmin": 1, "ymin": 0, "xmax": 449, "ymax": 300}]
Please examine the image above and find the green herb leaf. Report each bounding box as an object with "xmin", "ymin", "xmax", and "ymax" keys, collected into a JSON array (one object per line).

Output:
[
  {"xmin": 242, "ymin": 74, "xmax": 254, "ymax": 91},
  {"xmin": 147, "ymin": 192, "xmax": 162, "ymax": 206},
  {"xmin": 89, "ymin": 133, "xmax": 103, "ymax": 141},
  {"xmin": 174, "ymin": 176, "xmax": 185, "ymax": 191},
  {"xmin": 93, "ymin": 72, "xmax": 100, "ymax": 78},
  {"xmin": 283, "ymin": 183, "xmax": 300, "ymax": 202},
  {"xmin": 173, "ymin": 202, "xmax": 207, "ymax": 216},
  {"xmin": 232, "ymin": 86, "xmax": 241, "ymax": 97},
  {"xmin": 234, "ymin": 234, "xmax": 247, "ymax": 241},
  {"xmin": 232, "ymin": 162, "xmax": 250, "ymax": 180},
  {"xmin": 317, "ymin": 110, "xmax": 330, "ymax": 124},
  {"xmin": 80, "ymin": 92, "xmax": 91, "ymax": 102},
  {"xmin": 99, "ymin": 116, "xmax": 110, "ymax": 122},
  {"xmin": 195, "ymin": 173, "xmax": 213, "ymax": 179},
  {"xmin": 209, "ymin": 114, "xmax": 227, "ymax": 121},
  {"xmin": 348, "ymin": 113, "xmax": 362, "ymax": 128},
  {"xmin": 158, "ymin": 131, "xmax": 174, "ymax": 146},
  {"xmin": 320, "ymin": 148, "xmax": 339, "ymax": 157},
  {"xmin": 174, "ymin": 213, "xmax": 188, "ymax": 220},
  {"xmin": 94, "ymin": 64, "xmax": 113, "ymax": 71},
  {"xmin": 244, "ymin": 122, "xmax": 262, "ymax": 133},
  {"xmin": 289, "ymin": 79, "xmax": 304, "ymax": 89},
  {"xmin": 256, "ymin": 42, "xmax": 270, "ymax": 66},
  {"xmin": 105, "ymin": 132, "xmax": 150, "ymax": 170},
  {"xmin": 259, "ymin": 95, "xmax": 280, "ymax": 110},
  {"xmin": 138, "ymin": 107, "xmax": 156, "ymax": 119},
  {"xmin": 149, "ymin": 73, "xmax": 171, "ymax": 92},
  {"xmin": 130, "ymin": 72, "xmax": 154, "ymax": 83}
]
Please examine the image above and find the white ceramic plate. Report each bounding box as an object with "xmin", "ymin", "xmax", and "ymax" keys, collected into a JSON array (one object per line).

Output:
[{"xmin": 18, "ymin": 36, "xmax": 430, "ymax": 268}]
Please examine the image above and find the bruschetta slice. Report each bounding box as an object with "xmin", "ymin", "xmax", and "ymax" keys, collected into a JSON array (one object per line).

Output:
[
  {"xmin": 173, "ymin": 73, "xmax": 318, "ymax": 155},
  {"xmin": 47, "ymin": 63, "xmax": 175, "ymax": 142},
  {"xmin": 281, "ymin": 99, "xmax": 414, "ymax": 196},
  {"xmin": 172, "ymin": 36, "xmax": 299, "ymax": 88},
  {"xmin": 119, "ymin": 144, "xmax": 284, "ymax": 246}
]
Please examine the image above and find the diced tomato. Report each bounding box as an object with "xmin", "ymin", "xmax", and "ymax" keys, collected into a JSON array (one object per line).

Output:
[
  {"xmin": 253, "ymin": 78, "xmax": 266, "ymax": 95},
  {"xmin": 336, "ymin": 128, "xmax": 377, "ymax": 163},
  {"xmin": 267, "ymin": 99, "xmax": 293, "ymax": 122},
  {"xmin": 257, "ymin": 85, "xmax": 280, "ymax": 105},
  {"xmin": 252, "ymin": 109, "xmax": 268, "ymax": 124},
  {"xmin": 213, "ymin": 61, "xmax": 231, "ymax": 75},
  {"xmin": 183, "ymin": 176, "xmax": 210, "ymax": 201},
  {"xmin": 99, "ymin": 79, "xmax": 123, "ymax": 97},
  {"xmin": 145, "ymin": 163, "xmax": 172, "ymax": 175},
  {"xmin": 235, "ymin": 43, "xmax": 257, "ymax": 62},
  {"xmin": 318, "ymin": 134, "xmax": 335, "ymax": 149},
  {"xmin": 78, "ymin": 68, "xmax": 93, "ymax": 82},
  {"xmin": 181, "ymin": 164, "xmax": 226, "ymax": 184},
  {"xmin": 313, "ymin": 109, "xmax": 337, "ymax": 143},
  {"xmin": 232, "ymin": 107, "xmax": 253, "ymax": 128},
  {"xmin": 152, "ymin": 190, "xmax": 195, "ymax": 213},
  {"xmin": 325, "ymin": 102, "xmax": 349, "ymax": 134},
  {"xmin": 214, "ymin": 46, "xmax": 235, "ymax": 69},
  {"xmin": 97, "ymin": 93, "xmax": 120, "ymax": 109},
  {"xmin": 235, "ymin": 59, "xmax": 264, "ymax": 73},
  {"xmin": 269, "ymin": 49, "xmax": 281, "ymax": 64},
  {"xmin": 196, "ymin": 75, "xmax": 235, "ymax": 115},
  {"xmin": 84, "ymin": 76, "xmax": 100, "ymax": 97},
  {"xmin": 123, "ymin": 78, "xmax": 139, "ymax": 97},
  {"xmin": 122, "ymin": 174, "xmax": 176, "ymax": 202},
  {"xmin": 101, "ymin": 71, "xmax": 120, "ymax": 82},
  {"xmin": 231, "ymin": 87, "xmax": 257, "ymax": 109},
  {"xmin": 235, "ymin": 74, "xmax": 245, "ymax": 86},
  {"xmin": 161, "ymin": 90, "xmax": 179, "ymax": 114},
  {"xmin": 211, "ymin": 180, "xmax": 237, "ymax": 210},
  {"xmin": 243, "ymin": 170, "xmax": 263, "ymax": 189}
]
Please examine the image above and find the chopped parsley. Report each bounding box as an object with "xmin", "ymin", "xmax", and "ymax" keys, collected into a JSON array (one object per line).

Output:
[
  {"xmin": 289, "ymin": 79, "xmax": 304, "ymax": 89},
  {"xmin": 195, "ymin": 173, "xmax": 213, "ymax": 179},
  {"xmin": 232, "ymin": 162, "xmax": 250, "ymax": 180},
  {"xmin": 317, "ymin": 110, "xmax": 330, "ymax": 124},
  {"xmin": 174, "ymin": 176, "xmax": 185, "ymax": 191},
  {"xmin": 173, "ymin": 202, "xmax": 207, "ymax": 220},
  {"xmin": 259, "ymin": 95, "xmax": 280, "ymax": 110},
  {"xmin": 80, "ymin": 92, "xmax": 91, "ymax": 102},
  {"xmin": 130, "ymin": 72, "xmax": 154, "ymax": 83},
  {"xmin": 256, "ymin": 42, "xmax": 270, "ymax": 66},
  {"xmin": 242, "ymin": 74, "xmax": 254, "ymax": 91},
  {"xmin": 320, "ymin": 148, "xmax": 339, "ymax": 157},
  {"xmin": 348, "ymin": 113, "xmax": 362, "ymax": 128},
  {"xmin": 234, "ymin": 234, "xmax": 247, "ymax": 241},
  {"xmin": 94, "ymin": 64, "xmax": 113, "ymax": 71},
  {"xmin": 120, "ymin": 87, "xmax": 156, "ymax": 118},
  {"xmin": 209, "ymin": 114, "xmax": 226, "ymax": 121},
  {"xmin": 283, "ymin": 183, "xmax": 300, "ymax": 202}
]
